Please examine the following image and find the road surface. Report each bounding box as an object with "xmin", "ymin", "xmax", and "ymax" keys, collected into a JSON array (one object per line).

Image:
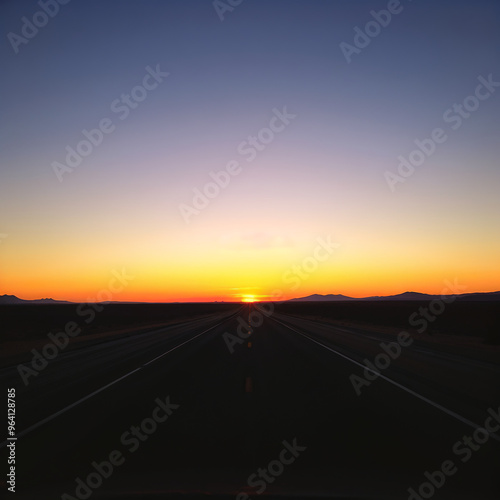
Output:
[{"xmin": 1, "ymin": 304, "xmax": 499, "ymax": 499}]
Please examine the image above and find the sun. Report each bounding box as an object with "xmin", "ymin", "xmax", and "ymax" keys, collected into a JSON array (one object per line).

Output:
[{"xmin": 241, "ymin": 294, "xmax": 257, "ymax": 303}]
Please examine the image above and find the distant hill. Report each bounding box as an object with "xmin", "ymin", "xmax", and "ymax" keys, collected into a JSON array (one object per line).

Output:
[
  {"xmin": 361, "ymin": 291, "xmax": 435, "ymax": 301},
  {"xmin": 454, "ymin": 291, "xmax": 500, "ymax": 301},
  {"xmin": 288, "ymin": 293, "xmax": 356, "ymax": 302},
  {"xmin": 0, "ymin": 294, "xmax": 72, "ymax": 305},
  {"xmin": 288, "ymin": 291, "xmax": 500, "ymax": 302}
]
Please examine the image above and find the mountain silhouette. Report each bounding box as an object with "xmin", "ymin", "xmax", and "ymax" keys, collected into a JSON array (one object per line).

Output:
[
  {"xmin": 0, "ymin": 294, "xmax": 72, "ymax": 305},
  {"xmin": 288, "ymin": 291, "xmax": 500, "ymax": 302}
]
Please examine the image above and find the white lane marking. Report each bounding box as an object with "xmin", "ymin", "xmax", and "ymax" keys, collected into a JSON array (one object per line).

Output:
[
  {"xmin": 272, "ymin": 317, "xmax": 500, "ymax": 443},
  {"xmin": 0, "ymin": 313, "xmax": 239, "ymax": 446}
]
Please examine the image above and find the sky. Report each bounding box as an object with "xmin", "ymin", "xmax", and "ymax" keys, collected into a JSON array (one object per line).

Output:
[{"xmin": 1, "ymin": 0, "xmax": 499, "ymax": 302}]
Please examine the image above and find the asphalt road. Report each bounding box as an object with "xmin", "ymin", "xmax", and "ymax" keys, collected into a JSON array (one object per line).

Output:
[{"xmin": 2, "ymin": 304, "xmax": 499, "ymax": 499}]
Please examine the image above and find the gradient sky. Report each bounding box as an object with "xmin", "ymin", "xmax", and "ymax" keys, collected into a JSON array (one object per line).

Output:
[{"xmin": 1, "ymin": 0, "xmax": 499, "ymax": 302}]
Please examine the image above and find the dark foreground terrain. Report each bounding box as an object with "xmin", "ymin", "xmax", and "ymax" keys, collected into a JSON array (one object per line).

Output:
[
  {"xmin": 273, "ymin": 300, "xmax": 500, "ymax": 344},
  {"xmin": 1, "ymin": 301, "xmax": 499, "ymax": 499}
]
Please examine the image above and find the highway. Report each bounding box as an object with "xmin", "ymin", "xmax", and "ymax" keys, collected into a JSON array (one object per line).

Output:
[{"xmin": 2, "ymin": 304, "xmax": 499, "ymax": 499}]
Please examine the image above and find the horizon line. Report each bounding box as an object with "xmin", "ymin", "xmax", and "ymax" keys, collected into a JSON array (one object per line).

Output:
[{"xmin": 2, "ymin": 288, "xmax": 500, "ymax": 304}]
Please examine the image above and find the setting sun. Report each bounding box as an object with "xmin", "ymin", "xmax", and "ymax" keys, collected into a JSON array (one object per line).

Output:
[{"xmin": 241, "ymin": 294, "xmax": 257, "ymax": 303}]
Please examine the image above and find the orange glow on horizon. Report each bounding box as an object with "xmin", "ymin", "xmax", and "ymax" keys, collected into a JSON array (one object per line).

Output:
[{"xmin": 2, "ymin": 231, "xmax": 499, "ymax": 303}]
